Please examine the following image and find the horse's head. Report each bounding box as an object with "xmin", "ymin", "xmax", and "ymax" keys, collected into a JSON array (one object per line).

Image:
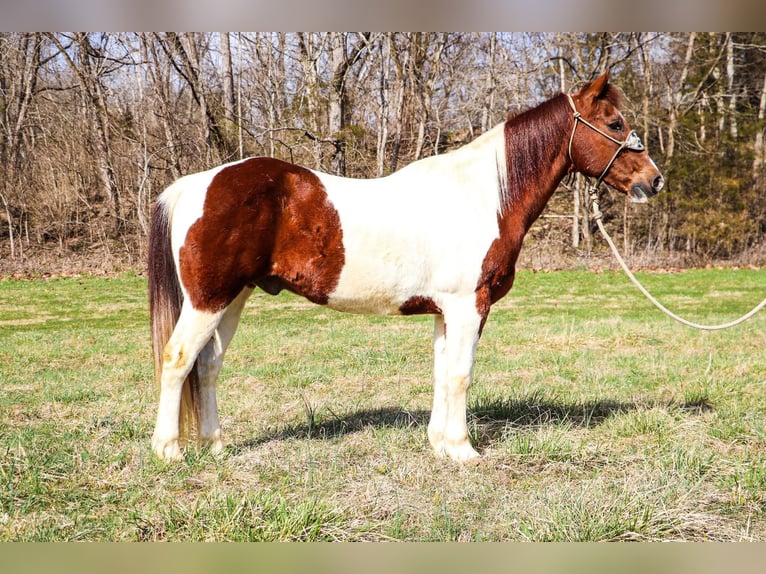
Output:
[{"xmin": 567, "ymin": 71, "xmax": 664, "ymax": 203}]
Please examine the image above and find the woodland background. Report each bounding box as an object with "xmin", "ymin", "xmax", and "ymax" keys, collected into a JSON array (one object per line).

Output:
[{"xmin": 1, "ymin": 32, "xmax": 766, "ymax": 274}]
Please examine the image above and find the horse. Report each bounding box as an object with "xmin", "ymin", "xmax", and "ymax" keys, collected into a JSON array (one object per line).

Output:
[{"xmin": 147, "ymin": 71, "xmax": 664, "ymax": 463}]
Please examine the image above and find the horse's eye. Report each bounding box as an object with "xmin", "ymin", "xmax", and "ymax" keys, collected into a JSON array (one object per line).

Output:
[{"xmin": 608, "ymin": 120, "xmax": 623, "ymax": 132}]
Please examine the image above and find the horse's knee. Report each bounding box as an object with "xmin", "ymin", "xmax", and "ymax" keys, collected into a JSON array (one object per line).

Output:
[{"xmin": 161, "ymin": 341, "xmax": 193, "ymax": 378}]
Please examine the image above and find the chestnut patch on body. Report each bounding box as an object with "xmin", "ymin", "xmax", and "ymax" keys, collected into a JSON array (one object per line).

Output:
[
  {"xmin": 179, "ymin": 158, "xmax": 345, "ymax": 312},
  {"xmin": 399, "ymin": 295, "xmax": 443, "ymax": 316},
  {"xmin": 478, "ymin": 231, "xmax": 519, "ymax": 307}
]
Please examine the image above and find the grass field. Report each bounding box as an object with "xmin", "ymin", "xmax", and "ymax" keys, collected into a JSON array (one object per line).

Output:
[{"xmin": 0, "ymin": 267, "xmax": 764, "ymax": 541}]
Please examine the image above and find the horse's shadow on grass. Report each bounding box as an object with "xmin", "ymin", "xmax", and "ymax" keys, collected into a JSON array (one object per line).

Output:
[{"xmin": 232, "ymin": 391, "xmax": 712, "ymax": 454}]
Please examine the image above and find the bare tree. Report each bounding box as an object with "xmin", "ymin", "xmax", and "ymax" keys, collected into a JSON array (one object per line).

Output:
[
  {"xmin": 480, "ymin": 33, "xmax": 498, "ymax": 133},
  {"xmin": 389, "ymin": 33, "xmax": 413, "ymax": 173},
  {"xmin": 155, "ymin": 32, "xmax": 226, "ymax": 165},
  {"xmin": 376, "ymin": 33, "xmax": 392, "ymax": 176},
  {"xmin": 0, "ymin": 31, "xmax": 764, "ymax": 266},
  {"xmin": 220, "ymin": 31, "xmax": 238, "ymax": 154},
  {"xmin": 411, "ymin": 33, "xmax": 449, "ymax": 160},
  {"xmin": 328, "ymin": 32, "xmax": 370, "ymax": 175},
  {"xmin": 298, "ymin": 32, "xmax": 325, "ymax": 168},
  {"xmin": 46, "ymin": 33, "xmax": 124, "ymax": 236},
  {"xmin": 139, "ymin": 33, "xmax": 183, "ymax": 181},
  {"xmin": 753, "ymin": 68, "xmax": 766, "ymax": 178},
  {"xmin": 725, "ymin": 33, "xmax": 738, "ymax": 139},
  {"xmin": 0, "ymin": 33, "xmax": 43, "ymax": 257}
]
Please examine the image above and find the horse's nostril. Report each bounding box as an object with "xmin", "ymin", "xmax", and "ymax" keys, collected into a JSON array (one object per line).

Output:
[{"xmin": 653, "ymin": 174, "xmax": 665, "ymax": 192}]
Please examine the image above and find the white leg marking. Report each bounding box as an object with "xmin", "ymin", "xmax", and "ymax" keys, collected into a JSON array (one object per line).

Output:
[
  {"xmin": 428, "ymin": 315, "xmax": 448, "ymax": 455},
  {"xmin": 197, "ymin": 338, "xmax": 224, "ymax": 454},
  {"xmin": 432, "ymin": 300, "xmax": 483, "ymax": 463},
  {"xmin": 196, "ymin": 288, "xmax": 252, "ymax": 455},
  {"xmin": 152, "ymin": 302, "xmax": 225, "ymax": 462}
]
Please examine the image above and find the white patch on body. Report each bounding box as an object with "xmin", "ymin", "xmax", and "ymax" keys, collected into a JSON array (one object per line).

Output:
[{"xmin": 317, "ymin": 123, "xmax": 507, "ymax": 315}]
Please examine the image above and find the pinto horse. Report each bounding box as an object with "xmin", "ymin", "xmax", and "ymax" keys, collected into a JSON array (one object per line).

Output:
[{"xmin": 148, "ymin": 72, "xmax": 664, "ymax": 463}]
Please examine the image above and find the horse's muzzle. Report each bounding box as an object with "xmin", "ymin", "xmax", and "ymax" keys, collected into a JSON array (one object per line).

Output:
[{"xmin": 630, "ymin": 174, "xmax": 664, "ymax": 204}]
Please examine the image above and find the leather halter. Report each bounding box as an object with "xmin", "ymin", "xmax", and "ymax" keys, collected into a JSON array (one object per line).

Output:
[{"xmin": 566, "ymin": 93, "xmax": 644, "ymax": 187}]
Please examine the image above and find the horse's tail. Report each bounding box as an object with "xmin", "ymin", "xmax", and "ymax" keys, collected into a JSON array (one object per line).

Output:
[{"xmin": 148, "ymin": 189, "xmax": 199, "ymax": 442}]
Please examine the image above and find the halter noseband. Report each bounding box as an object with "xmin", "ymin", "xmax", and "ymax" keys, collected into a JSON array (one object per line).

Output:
[{"xmin": 566, "ymin": 93, "xmax": 644, "ymax": 188}]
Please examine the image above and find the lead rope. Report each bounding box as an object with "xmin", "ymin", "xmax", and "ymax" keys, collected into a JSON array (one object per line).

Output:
[{"xmin": 588, "ymin": 186, "xmax": 766, "ymax": 330}]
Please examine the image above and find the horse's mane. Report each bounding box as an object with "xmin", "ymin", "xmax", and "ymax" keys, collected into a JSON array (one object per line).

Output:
[{"xmin": 499, "ymin": 93, "xmax": 572, "ymax": 214}]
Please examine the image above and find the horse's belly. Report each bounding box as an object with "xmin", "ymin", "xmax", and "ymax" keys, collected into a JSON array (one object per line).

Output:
[
  {"xmin": 326, "ymin": 272, "xmax": 414, "ymax": 315},
  {"xmin": 326, "ymin": 292, "xmax": 403, "ymax": 315},
  {"xmin": 326, "ymin": 248, "xmax": 482, "ymax": 316}
]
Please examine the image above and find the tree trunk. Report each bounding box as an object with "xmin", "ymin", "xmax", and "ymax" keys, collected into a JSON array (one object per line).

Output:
[
  {"xmin": 298, "ymin": 32, "xmax": 322, "ymax": 168},
  {"xmin": 48, "ymin": 33, "xmax": 123, "ymax": 236},
  {"xmin": 630, "ymin": 32, "xmax": 654, "ymax": 252},
  {"xmin": 480, "ymin": 33, "xmax": 497, "ymax": 133},
  {"xmin": 221, "ymin": 33, "xmax": 235, "ymax": 124},
  {"xmin": 726, "ymin": 33, "xmax": 738, "ymax": 139},
  {"xmin": 579, "ymin": 175, "xmax": 592, "ymax": 255},
  {"xmin": 572, "ymin": 176, "xmax": 581, "ymax": 249},
  {"xmin": 141, "ymin": 33, "xmax": 182, "ymax": 180},
  {"xmin": 638, "ymin": 33, "xmax": 653, "ymax": 146},
  {"xmin": 0, "ymin": 191, "xmax": 14, "ymax": 258},
  {"xmin": 0, "ymin": 32, "xmax": 42, "ymax": 255},
  {"xmin": 220, "ymin": 32, "xmax": 237, "ymax": 154},
  {"xmin": 410, "ymin": 33, "xmax": 448, "ymax": 161},
  {"xmin": 376, "ymin": 33, "xmax": 391, "ymax": 176},
  {"xmin": 390, "ymin": 33, "xmax": 410, "ymax": 174},
  {"xmin": 157, "ymin": 32, "xmax": 224, "ymax": 165},
  {"xmin": 753, "ymin": 69, "xmax": 766, "ymax": 178},
  {"xmin": 667, "ymin": 32, "xmax": 696, "ymax": 161},
  {"xmin": 328, "ymin": 32, "xmax": 369, "ymax": 175},
  {"xmin": 182, "ymin": 32, "xmax": 216, "ymax": 164},
  {"xmin": 328, "ymin": 32, "xmax": 347, "ymax": 175}
]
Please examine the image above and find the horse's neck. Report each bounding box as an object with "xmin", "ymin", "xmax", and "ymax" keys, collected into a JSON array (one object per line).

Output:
[
  {"xmin": 514, "ymin": 149, "xmax": 571, "ymax": 228},
  {"xmin": 498, "ymin": 107, "xmax": 573, "ymax": 236}
]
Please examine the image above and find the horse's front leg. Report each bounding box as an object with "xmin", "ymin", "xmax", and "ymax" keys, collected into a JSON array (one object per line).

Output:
[
  {"xmin": 428, "ymin": 301, "xmax": 484, "ymax": 463},
  {"xmin": 427, "ymin": 314, "xmax": 448, "ymax": 454}
]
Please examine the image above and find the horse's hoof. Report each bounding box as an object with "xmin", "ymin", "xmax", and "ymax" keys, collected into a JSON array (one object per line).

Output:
[
  {"xmin": 209, "ymin": 439, "xmax": 224, "ymax": 455},
  {"xmin": 201, "ymin": 434, "xmax": 225, "ymax": 456},
  {"xmin": 152, "ymin": 435, "xmax": 183, "ymax": 462},
  {"xmin": 428, "ymin": 429, "xmax": 446, "ymax": 457},
  {"xmin": 444, "ymin": 440, "xmax": 480, "ymax": 464}
]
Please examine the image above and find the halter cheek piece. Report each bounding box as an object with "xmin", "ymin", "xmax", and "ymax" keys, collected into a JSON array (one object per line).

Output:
[{"xmin": 566, "ymin": 93, "xmax": 644, "ymax": 188}]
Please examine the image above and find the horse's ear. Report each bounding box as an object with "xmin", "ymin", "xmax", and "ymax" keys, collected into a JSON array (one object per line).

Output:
[{"xmin": 580, "ymin": 71, "xmax": 610, "ymax": 102}]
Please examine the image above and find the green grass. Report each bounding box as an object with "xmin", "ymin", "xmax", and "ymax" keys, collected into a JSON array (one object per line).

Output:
[{"xmin": 0, "ymin": 268, "xmax": 765, "ymax": 540}]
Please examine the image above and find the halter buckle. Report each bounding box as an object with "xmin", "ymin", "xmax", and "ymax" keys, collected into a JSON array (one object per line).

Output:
[{"xmin": 623, "ymin": 130, "xmax": 644, "ymax": 152}]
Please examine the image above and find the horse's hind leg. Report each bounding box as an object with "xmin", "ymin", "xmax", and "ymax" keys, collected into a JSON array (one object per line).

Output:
[
  {"xmin": 152, "ymin": 301, "xmax": 225, "ymax": 462},
  {"xmin": 196, "ymin": 287, "xmax": 253, "ymax": 454}
]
